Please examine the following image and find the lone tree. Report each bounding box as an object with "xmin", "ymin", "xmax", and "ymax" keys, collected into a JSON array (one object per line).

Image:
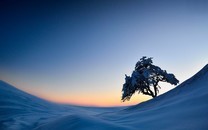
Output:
[{"xmin": 122, "ymin": 56, "xmax": 179, "ymax": 102}]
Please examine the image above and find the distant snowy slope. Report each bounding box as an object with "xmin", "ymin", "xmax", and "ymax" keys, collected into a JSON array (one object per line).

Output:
[{"xmin": 0, "ymin": 80, "xmax": 60, "ymax": 112}]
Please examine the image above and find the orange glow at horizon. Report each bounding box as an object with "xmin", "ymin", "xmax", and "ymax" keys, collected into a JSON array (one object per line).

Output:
[
  {"xmin": 33, "ymin": 90, "xmax": 151, "ymax": 107},
  {"xmin": 12, "ymin": 83, "xmax": 151, "ymax": 107},
  {"xmin": 2, "ymin": 77, "xmax": 152, "ymax": 107}
]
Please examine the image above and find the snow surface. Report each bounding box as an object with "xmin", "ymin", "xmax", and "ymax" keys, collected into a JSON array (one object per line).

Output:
[{"xmin": 1, "ymin": 64, "xmax": 208, "ymax": 130}]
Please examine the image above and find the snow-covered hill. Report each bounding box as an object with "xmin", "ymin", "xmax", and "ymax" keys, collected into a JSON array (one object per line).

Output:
[
  {"xmin": 0, "ymin": 81, "xmax": 122, "ymax": 130},
  {"xmin": 1, "ymin": 64, "xmax": 208, "ymax": 130}
]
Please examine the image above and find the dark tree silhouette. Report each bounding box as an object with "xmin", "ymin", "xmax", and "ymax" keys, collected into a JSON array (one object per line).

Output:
[{"xmin": 122, "ymin": 56, "xmax": 179, "ymax": 101}]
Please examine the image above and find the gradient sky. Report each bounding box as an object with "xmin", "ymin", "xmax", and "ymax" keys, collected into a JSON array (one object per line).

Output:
[{"xmin": 0, "ymin": 0, "xmax": 208, "ymax": 106}]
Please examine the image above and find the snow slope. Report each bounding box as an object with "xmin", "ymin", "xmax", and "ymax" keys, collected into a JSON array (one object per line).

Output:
[
  {"xmin": 0, "ymin": 81, "xmax": 122, "ymax": 130},
  {"xmin": 1, "ymin": 64, "xmax": 208, "ymax": 130}
]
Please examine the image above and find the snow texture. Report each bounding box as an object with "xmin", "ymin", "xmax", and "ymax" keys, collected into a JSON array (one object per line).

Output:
[{"xmin": 1, "ymin": 64, "xmax": 208, "ymax": 130}]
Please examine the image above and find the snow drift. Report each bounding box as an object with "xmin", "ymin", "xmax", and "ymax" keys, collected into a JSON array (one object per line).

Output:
[{"xmin": 1, "ymin": 64, "xmax": 208, "ymax": 130}]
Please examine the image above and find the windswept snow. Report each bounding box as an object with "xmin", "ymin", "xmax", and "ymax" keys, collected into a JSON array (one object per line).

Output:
[{"xmin": 1, "ymin": 64, "xmax": 208, "ymax": 130}]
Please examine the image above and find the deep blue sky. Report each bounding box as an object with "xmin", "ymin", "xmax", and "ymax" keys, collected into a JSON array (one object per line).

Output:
[{"xmin": 1, "ymin": 0, "xmax": 208, "ymax": 106}]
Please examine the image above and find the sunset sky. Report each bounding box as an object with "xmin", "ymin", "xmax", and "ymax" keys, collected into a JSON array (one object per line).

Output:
[{"xmin": 1, "ymin": 0, "xmax": 208, "ymax": 106}]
